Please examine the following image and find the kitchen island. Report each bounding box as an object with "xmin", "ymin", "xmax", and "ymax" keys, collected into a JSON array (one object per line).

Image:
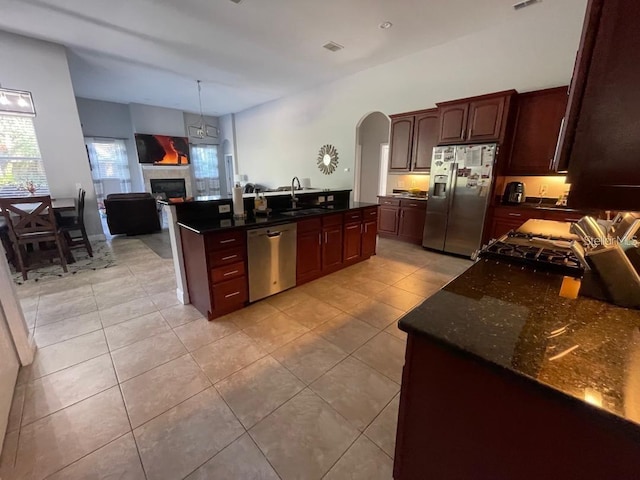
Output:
[
  {"xmin": 394, "ymin": 258, "xmax": 640, "ymax": 479},
  {"xmin": 166, "ymin": 190, "xmax": 379, "ymax": 319}
]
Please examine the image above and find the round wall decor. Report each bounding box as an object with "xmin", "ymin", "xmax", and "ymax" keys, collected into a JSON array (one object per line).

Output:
[{"xmin": 317, "ymin": 144, "xmax": 339, "ymax": 175}]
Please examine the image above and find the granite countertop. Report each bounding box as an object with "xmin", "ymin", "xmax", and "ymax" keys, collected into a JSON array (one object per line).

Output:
[
  {"xmin": 178, "ymin": 201, "xmax": 379, "ymax": 234},
  {"xmin": 501, "ymin": 202, "xmax": 586, "ymax": 213},
  {"xmin": 161, "ymin": 189, "xmax": 351, "ymax": 204},
  {"xmin": 399, "ymin": 258, "xmax": 640, "ymax": 430}
]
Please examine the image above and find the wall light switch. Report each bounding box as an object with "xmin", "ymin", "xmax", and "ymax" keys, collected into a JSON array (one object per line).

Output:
[
  {"xmin": 328, "ymin": 195, "xmax": 334, "ymax": 202},
  {"xmin": 219, "ymin": 204, "xmax": 231, "ymax": 214},
  {"xmin": 318, "ymin": 196, "xmax": 326, "ymax": 203}
]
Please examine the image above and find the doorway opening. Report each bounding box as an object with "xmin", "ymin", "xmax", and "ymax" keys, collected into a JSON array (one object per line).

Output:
[{"xmin": 353, "ymin": 112, "xmax": 391, "ymax": 203}]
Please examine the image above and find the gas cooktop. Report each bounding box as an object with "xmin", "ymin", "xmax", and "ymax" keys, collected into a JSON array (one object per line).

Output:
[{"xmin": 478, "ymin": 229, "xmax": 585, "ymax": 278}]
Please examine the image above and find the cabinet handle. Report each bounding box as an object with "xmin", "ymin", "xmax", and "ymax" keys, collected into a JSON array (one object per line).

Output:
[
  {"xmin": 360, "ymin": 224, "xmax": 363, "ymax": 234},
  {"xmin": 409, "ymin": 203, "xmax": 417, "ymax": 207},
  {"xmin": 219, "ymin": 238, "xmax": 236, "ymax": 244},
  {"xmin": 318, "ymin": 233, "xmax": 321, "ymax": 246},
  {"xmin": 365, "ymin": 224, "xmax": 368, "ymax": 233},
  {"xmin": 223, "ymin": 270, "xmax": 239, "ymax": 277},
  {"xmin": 370, "ymin": 212, "xmax": 376, "ymax": 216},
  {"xmin": 507, "ymin": 213, "xmax": 522, "ymax": 217},
  {"xmin": 225, "ymin": 291, "xmax": 240, "ymax": 299},
  {"xmin": 325, "ymin": 232, "xmax": 328, "ymax": 244},
  {"xmin": 347, "ymin": 225, "xmax": 359, "ymax": 230},
  {"xmin": 222, "ymin": 254, "xmax": 238, "ymax": 260}
]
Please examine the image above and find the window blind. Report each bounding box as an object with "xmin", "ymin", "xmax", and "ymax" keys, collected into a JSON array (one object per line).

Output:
[
  {"xmin": 191, "ymin": 144, "xmax": 221, "ymax": 196},
  {"xmin": 0, "ymin": 115, "xmax": 49, "ymax": 197},
  {"xmin": 85, "ymin": 138, "xmax": 131, "ymax": 206}
]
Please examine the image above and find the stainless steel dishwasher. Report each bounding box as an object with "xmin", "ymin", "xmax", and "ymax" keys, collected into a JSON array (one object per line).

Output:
[{"xmin": 247, "ymin": 223, "xmax": 297, "ymax": 302}]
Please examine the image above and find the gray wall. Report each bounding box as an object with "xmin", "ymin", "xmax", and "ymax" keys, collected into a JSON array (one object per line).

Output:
[
  {"xmin": 0, "ymin": 31, "xmax": 102, "ymax": 236},
  {"xmin": 358, "ymin": 112, "xmax": 390, "ymax": 204},
  {"xmin": 75, "ymin": 98, "xmax": 143, "ymax": 192}
]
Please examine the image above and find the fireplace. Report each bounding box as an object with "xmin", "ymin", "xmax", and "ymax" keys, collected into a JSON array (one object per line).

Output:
[
  {"xmin": 141, "ymin": 165, "xmax": 193, "ymax": 198},
  {"xmin": 150, "ymin": 178, "xmax": 187, "ymax": 199}
]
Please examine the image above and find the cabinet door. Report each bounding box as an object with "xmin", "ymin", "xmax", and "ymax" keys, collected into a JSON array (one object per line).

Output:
[
  {"xmin": 412, "ymin": 110, "xmax": 439, "ymax": 172},
  {"xmin": 297, "ymin": 230, "xmax": 322, "ymax": 283},
  {"xmin": 378, "ymin": 206, "xmax": 399, "ymax": 235},
  {"xmin": 362, "ymin": 219, "xmax": 378, "ymax": 257},
  {"xmin": 322, "ymin": 226, "xmax": 343, "ymax": 270},
  {"xmin": 343, "ymin": 222, "xmax": 362, "ymax": 263},
  {"xmin": 507, "ymin": 88, "xmax": 568, "ymax": 175},
  {"xmin": 467, "ymin": 97, "xmax": 505, "ymax": 142},
  {"xmin": 438, "ymin": 103, "xmax": 468, "ymax": 144},
  {"xmin": 389, "ymin": 116, "xmax": 414, "ymax": 171},
  {"xmin": 398, "ymin": 208, "xmax": 426, "ymax": 244}
]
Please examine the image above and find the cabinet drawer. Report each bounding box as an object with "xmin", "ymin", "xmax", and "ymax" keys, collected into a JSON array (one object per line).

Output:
[
  {"xmin": 400, "ymin": 199, "xmax": 427, "ymax": 210},
  {"xmin": 542, "ymin": 210, "xmax": 585, "ymax": 223},
  {"xmin": 322, "ymin": 213, "xmax": 343, "ymax": 227},
  {"xmin": 344, "ymin": 210, "xmax": 363, "ymax": 224},
  {"xmin": 379, "ymin": 197, "xmax": 401, "ymax": 207},
  {"xmin": 212, "ymin": 277, "xmax": 248, "ymax": 309},
  {"xmin": 206, "ymin": 230, "xmax": 245, "ymax": 251},
  {"xmin": 363, "ymin": 206, "xmax": 378, "ymax": 219},
  {"xmin": 209, "ymin": 246, "xmax": 245, "ymax": 267},
  {"xmin": 297, "ymin": 217, "xmax": 322, "ymax": 233},
  {"xmin": 493, "ymin": 207, "xmax": 537, "ymax": 221},
  {"xmin": 211, "ymin": 261, "xmax": 245, "ymax": 284}
]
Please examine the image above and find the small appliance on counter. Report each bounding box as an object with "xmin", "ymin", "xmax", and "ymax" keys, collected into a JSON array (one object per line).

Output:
[{"xmin": 502, "ymin": 181, "xmax": 526, "ymax": 204}]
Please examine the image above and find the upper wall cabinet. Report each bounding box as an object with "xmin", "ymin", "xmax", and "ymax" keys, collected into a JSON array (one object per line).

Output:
[
  {"xmin": 389, "ymin": 109, "xmax": 439, "ymax": 173},
  {"xmin": 505, "ymin": 86, "xmax": 568, "ymax": 176},
  {"xmin": 559, "ymin": 0, "xmax": 640, "ymax": 209},
  {"xmin": 436, "ymin": 90, "xmax": 516, "ymax": 145}
]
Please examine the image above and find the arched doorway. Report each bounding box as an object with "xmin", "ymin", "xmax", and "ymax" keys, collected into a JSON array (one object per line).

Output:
[{"xmin": 354, "ymin": 112, "xmax": 391, "ymax": 203}]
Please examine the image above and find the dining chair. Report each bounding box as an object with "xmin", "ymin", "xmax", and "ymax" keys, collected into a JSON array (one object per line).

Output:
[
  {"xmin": 0, "ymin": 196, "xmax": 68, "ymax": 280},
  {"xmin": 57, "ymin": 189, "xmax": 93, "ymax": 257}
]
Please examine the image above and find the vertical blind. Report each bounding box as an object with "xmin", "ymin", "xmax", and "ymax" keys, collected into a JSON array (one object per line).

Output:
[
  {"xmin": 85, "ymin": 137, "xmax": 131, "ymax": 206},
  {"xmin": 191, "ymin": 144, "xmax": 220, "ymax": 196},
  {"xmin": 0, "ymin": 115, "xmax": 49, "ymax": 197}
]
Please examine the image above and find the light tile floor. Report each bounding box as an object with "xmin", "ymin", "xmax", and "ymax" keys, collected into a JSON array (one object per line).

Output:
[{"xmin": 0, "ymin": 236, "xmax": 471, "ymax": 480}]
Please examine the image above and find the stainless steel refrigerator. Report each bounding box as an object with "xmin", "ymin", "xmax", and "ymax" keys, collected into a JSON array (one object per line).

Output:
[{"xmin": 422, "ymin": 144, "xmax": 496, "ymax": 257}]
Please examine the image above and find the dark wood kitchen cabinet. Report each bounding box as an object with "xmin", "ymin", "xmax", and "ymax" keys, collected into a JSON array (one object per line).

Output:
[
  {"xmin": 437, "ymin": 90, "xmax": 515, "ymax": 145},
  {"xmin": 389, "ymin": 116, "xmax": 414, "ymax": 171},
  {"xmin": 362, "ymin": 213, "xmax": 378, "ymax": 258},
  {"xmin": 321, "ymin": 215, "xmax": 343, "ymax": 273},
  {"xmin": 505, "ymin": 87, "xmax": 568, "ymax": 176},
  {"xmin": 378, "ymin": 196, "xmax": 426, "ymax": 245},
  {"xmin": 556, "ymin": 0, "xmax": 640, "ymax": 209},
  {"xmin": 343, "ymin": 210, "xmax": 363, "ymax": 265},
  {"xmin": 296, "ymin": 218, "xmax": 323, "ymax": 285},
  {"xmin": 489, "ymin": 206, "xmax": 591, "ymax": 240},
  {"xmin": 388, "ymin": 109, "xmax": 439, "ymax": 173}
]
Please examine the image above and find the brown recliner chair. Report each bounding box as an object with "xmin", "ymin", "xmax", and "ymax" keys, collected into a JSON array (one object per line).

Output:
[{"xmin": 104, "ymin": 193, "xmax": 161, "ymax": 235}]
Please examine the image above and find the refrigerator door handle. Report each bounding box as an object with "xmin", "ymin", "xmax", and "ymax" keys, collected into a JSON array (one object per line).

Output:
[{"xmin": 448, "ymin": 162, "xmax": 458, "ymax": 212}]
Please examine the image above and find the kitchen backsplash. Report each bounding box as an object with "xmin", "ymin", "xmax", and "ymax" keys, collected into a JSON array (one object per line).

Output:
[
  {"xmin": 386, "ymin": 174, "xmax": 430, "ymax": 194},
  {"xmin": 498, "ymin": 176, "xmax": 570, "ymax": 200}
]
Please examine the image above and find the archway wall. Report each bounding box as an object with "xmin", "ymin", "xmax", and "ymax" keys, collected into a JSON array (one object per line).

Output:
[{"xmin": 356, "ymin": 112, "xmax": 390, "ymax": 204}]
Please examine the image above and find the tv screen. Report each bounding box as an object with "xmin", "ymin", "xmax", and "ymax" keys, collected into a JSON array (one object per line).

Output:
[{"xmin": 135, "ymin": 134, "xmax": 190, "ymax": 165}]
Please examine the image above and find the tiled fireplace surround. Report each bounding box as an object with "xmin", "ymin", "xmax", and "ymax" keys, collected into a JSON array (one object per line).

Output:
[{"xmin": 141, "ymin": 165, "xmax": 193, "ymax": 198}]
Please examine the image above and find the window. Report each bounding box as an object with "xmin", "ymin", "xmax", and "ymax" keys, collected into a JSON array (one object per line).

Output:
[
  {"xmin": 0, "ymin": 116, "xmax": 49, "ymax": 197},
  {"xmin": 85, "ymin": 138, "xmax": 131, "ymax": 206},
  {"xmin": 191, "ymin": 144, "xmax": 220, "ymax": 196}
]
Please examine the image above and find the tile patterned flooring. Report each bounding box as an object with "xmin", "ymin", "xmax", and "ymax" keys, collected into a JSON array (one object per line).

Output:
[{"xmin": 0, "ymin": 236, "xmax": 471, "ymax": 480}]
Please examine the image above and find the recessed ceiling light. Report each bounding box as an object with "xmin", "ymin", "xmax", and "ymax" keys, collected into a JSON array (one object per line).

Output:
[
  {"xmin": 229, "ymin": 0, "xmax": 243, "ymax": 4},
  {"xmin": 379, "ymin": 21, "xmax": 393, "ymax": 29},
  {"xmin": 323, "ymin": 41, "xmax": 344, "ymax": 52}
]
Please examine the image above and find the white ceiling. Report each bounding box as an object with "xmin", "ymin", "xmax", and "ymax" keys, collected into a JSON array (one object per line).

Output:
[{"xmin": 0, "ymin": 0, "xmax": 540, "ymax": 115}]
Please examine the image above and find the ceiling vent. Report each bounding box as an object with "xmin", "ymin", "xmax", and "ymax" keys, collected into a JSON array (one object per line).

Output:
[
  {"xmin": 513, "ymin": 0, "xmax": 541, "ymax": 10},
  {"xmin": 323, "ymin": 41, "xmax": 344, "ymax": 52}
]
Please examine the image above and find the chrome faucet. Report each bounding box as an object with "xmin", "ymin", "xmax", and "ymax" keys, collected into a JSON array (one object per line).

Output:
[{"xmin": 291, "ymin": 176, "xmax": 301, "ymax": 209}]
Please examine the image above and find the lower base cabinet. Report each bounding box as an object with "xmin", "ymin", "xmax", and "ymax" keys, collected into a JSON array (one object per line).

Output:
[
  {"xmin": 489, "ymin": 206, "xmax": 589, "ymax": 240},
  {"xmin": 378, "ymin": 196, "xmax": 427, "ymax": 245}
]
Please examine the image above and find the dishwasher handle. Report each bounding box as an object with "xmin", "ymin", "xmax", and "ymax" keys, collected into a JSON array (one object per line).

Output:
[{"xmin": 266, "ymin": 231, "xmax": 282, "ymax": 238}]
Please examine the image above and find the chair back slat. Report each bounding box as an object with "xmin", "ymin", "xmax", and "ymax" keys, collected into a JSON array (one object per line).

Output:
[
  {"xmin": 78, "ymin": 189, "xmax": 86, "ymax": 223},
  {"xmin": 0, "ymin": 196, "xmax": 58, "ymax": 239}
]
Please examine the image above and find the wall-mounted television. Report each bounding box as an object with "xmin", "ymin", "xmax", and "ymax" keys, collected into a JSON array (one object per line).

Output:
[{"xmin": 135, "ymin": 134, "xmax": 190, "ymax": 165}]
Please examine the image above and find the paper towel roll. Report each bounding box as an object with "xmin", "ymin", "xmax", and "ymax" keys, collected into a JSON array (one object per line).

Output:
[{"xmin": 232, "ymin": 186, "xmax": 245, "ymax": 218}]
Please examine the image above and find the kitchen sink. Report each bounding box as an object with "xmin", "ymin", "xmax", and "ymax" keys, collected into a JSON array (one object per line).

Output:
[{"xmin": 280, "ymin": 208, "xmax": 327, "ymax": 217}]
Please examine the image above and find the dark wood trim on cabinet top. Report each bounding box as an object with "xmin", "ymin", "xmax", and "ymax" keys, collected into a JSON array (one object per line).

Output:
[{"xmin": 435, "ymin": 89, "xmax": 518, "ymax": 108}]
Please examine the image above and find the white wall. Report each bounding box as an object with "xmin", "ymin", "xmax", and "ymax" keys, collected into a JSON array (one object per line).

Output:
[
  {"xmin": 75, "ymin": 97, "xmax": 143, "ymax": 192},
  {"xmin": 0, "ymin": 31, "xmax": 102, "ymax": 235},
  {"xmin": 358, "ymin": 112, "xmax": 390, "ymax": 203},
  {"xmin": 233, "ymin": 0, "xmax": 587, "ymax": 191}
]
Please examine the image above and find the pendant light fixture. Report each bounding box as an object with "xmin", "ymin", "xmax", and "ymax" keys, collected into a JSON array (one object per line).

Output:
[
  {"xmin": 188, "ymin": 80, "xmax": 219, "ymax": 139},
  {"xmin": 0, "ymin": 85, "xmax": 36, "ymax": 116}
]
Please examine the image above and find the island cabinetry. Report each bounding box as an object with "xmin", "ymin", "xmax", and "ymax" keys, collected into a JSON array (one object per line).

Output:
[
  {"xmin": 296, "ymin": 218, "xmax": 323, "ymax": 285},
  {"xmin": 343, "ymin": 210, "xmax": 363, "ymax": 265},
  {"xmin": 181, "ymin": 227, "xmax": 248, "ymax": 320},
  {"xmin": 321, "ymin": 214, "xmax": 344, "ymax": 273},
  {"xmin": 378, "ymin": 197, "xmax": 426, "ymax": 245}
]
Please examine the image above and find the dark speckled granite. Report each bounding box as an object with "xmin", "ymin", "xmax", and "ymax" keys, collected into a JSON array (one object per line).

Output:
[
  {"xmin": 178, "ymin": 201, "xmax": 378, "ymax": 234},
  {"xmin": 399, "ymin": 258, "xmax": 640, "ymax": 429}
]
